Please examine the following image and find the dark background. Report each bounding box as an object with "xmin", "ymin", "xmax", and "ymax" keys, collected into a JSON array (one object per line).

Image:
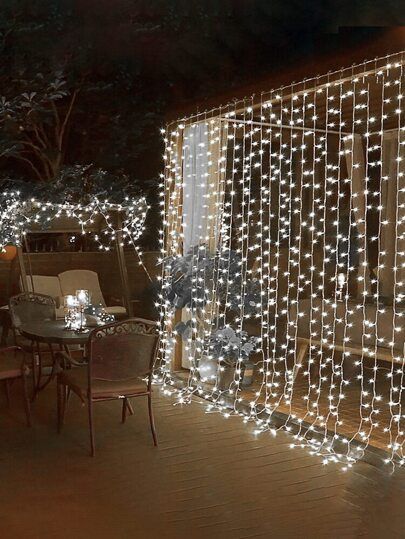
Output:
[{"xmin": 1, "ymin": 1, "xmax": 404, "ymax": 247}]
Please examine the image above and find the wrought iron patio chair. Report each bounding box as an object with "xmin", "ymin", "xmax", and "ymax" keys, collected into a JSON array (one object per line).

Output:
[
  {"xmin": 56, "ymin": 318, "xmax": 159, "ymax": 456},
  {"xmin": 0, "ymin": 346, "xmax": 31, "ymax": 426},
  {"xmin": 9, "ymin": 292, "xmax": 57, "ymax": 395}
]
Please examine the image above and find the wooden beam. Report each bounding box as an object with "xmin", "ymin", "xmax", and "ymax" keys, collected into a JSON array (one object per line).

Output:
[
  {"xmin": 17, "ymin": 247, "xmax": 28, "ymax": 292},
  {"xmin": 115, "ymin": 213, "xmax": 133, "ymax": 317}
]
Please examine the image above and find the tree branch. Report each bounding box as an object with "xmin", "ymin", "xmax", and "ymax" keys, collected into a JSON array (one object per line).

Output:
[
  {"xmin": 50, "ymin": 101, "xmax": 61, "ymax": 138},
  {"xmin": 20, "ymin": 137, "xmax": 45, "ymax": 155},
  {"xmin": 32, "ymin": 125, "xmax": 48, "ymax": 149},
  {"xmin": 58, "ymin": 89, "xmax": 79, "ymax": 150},
  {"xmin": 12, "ymin": 155, "xmax": 43, "ymax": 181},
  {"xmin": 37, "ymin": 122, "xmax": 51, "ymax": 148}
]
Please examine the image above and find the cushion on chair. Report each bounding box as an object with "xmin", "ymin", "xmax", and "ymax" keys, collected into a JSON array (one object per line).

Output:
[
  {"xmin": 0, "ymin": 349, "xmax": 26, "ymax": 380},
  {"xmin": 58, "ymin": 270, "xmax": 106, "ymax": 306},
  {"xmin": 23, "ymin": 275, "xmax": 63, "ymax": 299},
  {"xmin": 104, "ymin": 306, "xmax": 127, "ymax": 316},
  {"xmin": 20, "ymin": 271, "xmax": 127, "ymax": 317},
  {"xmin": 59, "ymin": 367, "xmax": 148, "ymax": 399}
]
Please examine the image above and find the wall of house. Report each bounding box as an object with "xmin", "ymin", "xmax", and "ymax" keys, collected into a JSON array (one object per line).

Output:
[{"xmin": 0, "ymin": 250, "xmax": 160, "ymax": 319}]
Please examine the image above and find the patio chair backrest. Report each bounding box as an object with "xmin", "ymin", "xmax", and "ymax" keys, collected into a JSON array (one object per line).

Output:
[
  {"xmin": 23, "ymin": 275, "xmax": 63, "ymax": 300},
  {"xmin": 88, "ymin": 318, "xmax": 159, "ymax": 383},
  {"xmin": 58, "ymin": 270, "xmax": 106, "ymax": 306},
  {"xmin": 9, "ymin": 293, "xmax": 56, "ymax": 330}
]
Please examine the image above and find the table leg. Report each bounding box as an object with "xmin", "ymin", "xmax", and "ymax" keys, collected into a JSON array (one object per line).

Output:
[
  {"xmin": 35, "ymin": 343, "xmax": 57, "ymax": 392},
  {"xmin": 0, "ymin": 313, "xmax": 11, "ymax": 346}
]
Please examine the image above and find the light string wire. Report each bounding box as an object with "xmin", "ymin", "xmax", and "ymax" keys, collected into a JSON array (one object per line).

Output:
[
  {"xmin": 285, "ymin": 81, "xmax": 309, "ymax": 434},
  {"xmin": 306, "ymin": 75, "xmax": 334, "ymax": 454},
  {"xmin": 355, "ymin": 70, "xmax": 380, "ymax": 459},
  {"xmin": 360, "ymin": 63, "xmax": 386, "ymax": 460},
  {"xmin": 388, "ymin": 60, "xmax": 404, "ymax": 463},
  {"xmin": 329, "ymin": 72, "xmax": 350, "ymax": 457},
  {"xmin": 0, "ymin": 194, "xmax": 148, "ymax": 256},
  {"xmin": 393, "ymin": 60, "xmax": 405, "ymax": 462},
  {"xmin": 252, "ymin": 92, "xmax": 267, "ymax": 409}
]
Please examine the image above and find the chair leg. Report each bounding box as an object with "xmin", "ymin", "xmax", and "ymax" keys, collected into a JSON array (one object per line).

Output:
[
  {"xmin": 57, "ymin": 379, "xmax": 61, "ymax": 432},
  {"xmin": 57, "ymin": 380, "xmax": 66, "ymax": 433},
  {"xmin": 29, "ymin": 351, "xmax": 37, "ymax": 395},
  {"xmin": 61, "ymin": 387, "xmax": 68, "ymax": 426},
  {"xmin": 122, "ymin": 398, "xmax": 128, "ymax": 424},
  {"xmin": 147, "ymin": 394, "xmax": 158, "ymax": 447},
  {"xmin": 22, "ymin": 373, "xmax": 32, "ymax": 427},
  {"xmin": 126, "ymin": 399, "xmax": 134, "ymax": 416},
  {"xmin": 4, "ymin": 379, "xmax": 11, "ymax": 408},
  {"xmin": 36, "ymin": 344, "xmax": 56, "ymax": 392},
  {"xmin": 66, "ymin": 387, "xmax": 71, "ymax": 409},
  {"xmin": 88, "ymin": 398, "xmax": 96, "ymax": 457},
  {"xmin": 31, "ymin": 351, "xmax": 39, "ymax": 402}
]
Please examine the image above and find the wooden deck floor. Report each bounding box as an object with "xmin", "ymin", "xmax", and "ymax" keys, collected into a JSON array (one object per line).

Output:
[
  {"xmin": 240, "ymin": 366, "xmax": 404, "ymax": 452},
  {"xmin": 1, "ymin": 381, "xmax": 405, "ymax": 538}
]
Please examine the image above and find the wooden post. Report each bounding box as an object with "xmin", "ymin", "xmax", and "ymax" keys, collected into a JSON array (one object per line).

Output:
[
  {"xmin": 17, "ymin": 246, "xmax": 28, "ymax": 292},
  {"xmin": 115, "ymin": 213, "xmax": 133, "ymax": 316}
]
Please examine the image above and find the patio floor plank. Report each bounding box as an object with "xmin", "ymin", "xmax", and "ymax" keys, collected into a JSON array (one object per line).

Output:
[{"xmin": 0, "ymin": 382, "xmax": 405, "ymax": 538}]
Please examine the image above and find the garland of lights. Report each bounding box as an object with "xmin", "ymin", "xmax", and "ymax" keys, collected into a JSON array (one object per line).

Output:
[
  {"xmin": 0, "ymin": 191, "xmax": 149, "ymax": 268},
  {"xmin": 157, "ymin": 51, "xmax": 405, "ymax": 470}
]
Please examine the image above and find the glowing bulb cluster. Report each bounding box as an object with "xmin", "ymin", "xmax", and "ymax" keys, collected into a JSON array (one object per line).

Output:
[{"xmin": 0, "ymin": 192, "xmax": 151, "ymax": 279}]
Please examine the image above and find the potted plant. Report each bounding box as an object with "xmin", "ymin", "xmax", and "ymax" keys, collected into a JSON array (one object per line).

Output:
[{"xmin": 204, "ymin": 326, "xmax": 259, "ymax": 390}]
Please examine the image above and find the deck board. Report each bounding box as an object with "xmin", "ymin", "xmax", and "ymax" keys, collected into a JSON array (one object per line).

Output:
[
  {"xmin": 239, "ymin": 364, "xmax": 405, "ymax": 452},
  {"xmin": 0, "ymin": 381, "xmax": 405, "ymax": 538}
]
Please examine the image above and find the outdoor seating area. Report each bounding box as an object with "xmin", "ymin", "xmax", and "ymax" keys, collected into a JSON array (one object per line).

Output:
[
  {"xmin": 0, "ymin": 191, "xmax": 161, "ymax": 455},
  {"xmin": 1, "ymin": 283, "xmax": 159, "ymax": 456}
]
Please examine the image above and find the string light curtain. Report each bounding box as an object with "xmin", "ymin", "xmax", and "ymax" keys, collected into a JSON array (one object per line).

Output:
[{"xmin": 158, "ymin": 51, "xmax": 405, "ymax": 470}]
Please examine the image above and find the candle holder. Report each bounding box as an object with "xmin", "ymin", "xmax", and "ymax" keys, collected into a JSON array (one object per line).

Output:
[
  {"xmin": 75, "ymin": 289, "xmax": 91, "ymax": 333},
  {"xmin": 64, "ymin": 295, "xmax": 80, "ymax": 330},
  {"xmin": 337, "ymin": 273, "xmax": 346, "ymax": 301}
]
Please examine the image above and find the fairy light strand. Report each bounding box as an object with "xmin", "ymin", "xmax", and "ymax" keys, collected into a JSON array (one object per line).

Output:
[{"xmin": 158, "ymin": 51, "xmax": 405, "ymax": 470}]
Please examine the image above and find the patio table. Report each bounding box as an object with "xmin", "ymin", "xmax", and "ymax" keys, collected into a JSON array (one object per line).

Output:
[
  {"xmin": 19, "ymin": 320, "xmax": 90, "ymax": 392},
  {"xmin": 20, "ymin": 320, "xmax": 91, "ymax": 347}
]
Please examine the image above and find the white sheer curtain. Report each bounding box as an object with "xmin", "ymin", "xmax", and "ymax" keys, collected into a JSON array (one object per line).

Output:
[
  {"xmin": 344, "ymin": 134, "xmax": 371, "ymax": 295},
  {"xmin": 379, "ymin": 131, "xmax": 405, "ymax": 299},
  {"xmin": 181, "ymin": 120, "xmax": 224, "ymax": 367},
  {"xmin": 182, "ymin": 123, "xmax": 210, "ymax": 253}
]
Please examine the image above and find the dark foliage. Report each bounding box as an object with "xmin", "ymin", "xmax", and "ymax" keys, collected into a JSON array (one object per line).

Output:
[{"xmin": 0, "ymin": 1, "xmax": 399, "ymax": 248}]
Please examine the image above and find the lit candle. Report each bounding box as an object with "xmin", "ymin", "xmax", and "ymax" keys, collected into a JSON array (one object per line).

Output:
[
  {"xmin": 76, "ymin": 289, "xmax": 90, "ymax": 307},
  {"xmin": 338, "ymin": 273, "xmax": 346, "ymax": 290},
  {"xmin": 64, "ymin": 295, "xmax": 78, "ymax": 309}
]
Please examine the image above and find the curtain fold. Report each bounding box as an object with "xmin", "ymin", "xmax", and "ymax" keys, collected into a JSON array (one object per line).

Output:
[
  {"xmin": 182, "ymin": 123, "xmax": 210, "ymax": 252},
  {"xmin": 180, "ymin": 120, "xmax": 226, "ymax": 367}
]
